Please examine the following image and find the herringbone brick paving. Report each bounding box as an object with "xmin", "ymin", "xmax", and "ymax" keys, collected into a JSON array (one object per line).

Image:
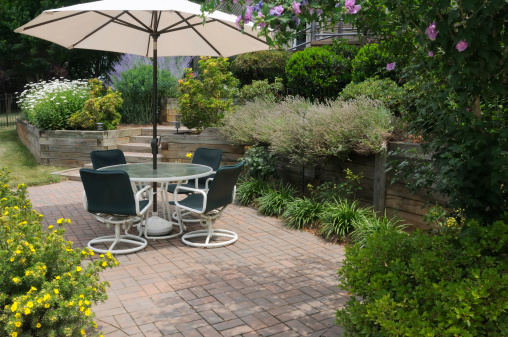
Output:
[{"xmin": 28, "ymin": 180, "xmax": 347, "ymax": 336}]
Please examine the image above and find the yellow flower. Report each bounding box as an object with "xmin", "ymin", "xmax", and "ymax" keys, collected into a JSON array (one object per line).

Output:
[
  {"xmin": 186, "ymin": 153, "xmax": 192, "ymax": 158},
  {"xmin": 81, "ymin": 329, "xmax": 86, "ymax": 335},
  {"xmin": 85, "ymin": 308, "xmax": 91, "ymax": 316},
  {"xmin": 54, "ymin": 289, "xmax": 59, "ymax": 294},
  {"xmin": 12, "ymin": 277, "xmax": 19, "ymax": 283},
  {"xmin": 4, "ymin": 211, "xmax": 8, "ymax": 215},
  {"xmin": 15, "ymin": 250, "xmax": 20, "ymax": 254},
  {"xmin": 76, "ymin": 267, "xmax": 82, "ymax": 272},
  {"xmin": 27, "ymin": 302, "xmax": 33, "ymax": 308},
  {"xmin": 11, "ymin": 332, "xmax": 17, "ymax": 337},
  {"xmin": 11, "ymin": 302, "xmax": 18, "ymax": 312},
  {"xmin": 102, "ymin": 261, "xmax": 107, "ymax": 267},
  {"xmin": 36, "ymin": 323, "xmax": 41, "ymax": 328},
  {"xmin": 10, "ymin": 258, "xmax": 14, "ymax": 262},
  {"xmin": 55, "ymin": 276, "xmax": 60, "ymax": 280},
  {"xmin": 44, "ymin": 304, "xmax": 50, "ymax": 308},
  {"xmin": 15, "ymin": 322, "xmax": 21, "ymax": 327},
  {"xmin": 57, "ymin": 218, "xmax": 63, "ymax": 224},
  {"xmin": 24, "ymin": 308, "xmax": 30, "ymax": 315},
  {"xmin": 48, "ymin": 225, "xmax": 53, "ymax": 229}
]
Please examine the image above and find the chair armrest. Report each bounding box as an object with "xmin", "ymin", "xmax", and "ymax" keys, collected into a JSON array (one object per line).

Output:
[
  {"xmin": 135, "ymin": 185, "xmax": 153, "ymax": 215},
  {"xmin": 205, "ymin": 177, "xmax": 214, "ymax": 192},
  {"xmin": 173, "ymin": 186, "xmax": 207, "ymax": 214}
]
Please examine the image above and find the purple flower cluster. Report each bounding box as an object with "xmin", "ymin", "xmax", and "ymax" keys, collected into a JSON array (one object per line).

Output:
[
  {"xmin": 425, "ymin": 22, "xmax": 438, "ymax": 40},
  {"xmin": 386, "ymin": 62, "xmax": 396, "ymax": 71},
  {"xmin": 270, "ymin": 5, "xmax": 284, "ymax": 16},
  {"xmin": 456, "ymin": 40, "xmax": 468, "ymax": 52},
  {"xmin": 292, "ymin": 1, "xmax": 301, "ymax": 15},
  {"xmin": 253, "ymin": 0, "xmax": 263, "ymax": 12},
  {"xmin": 344, "ymin": 0, "xmax": 361, "ymax": 14}
]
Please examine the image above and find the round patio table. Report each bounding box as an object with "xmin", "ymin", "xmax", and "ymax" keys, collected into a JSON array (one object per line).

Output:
[{"xmin": 99, "ymin": 162, "xmax": 213, "ymax": 239}]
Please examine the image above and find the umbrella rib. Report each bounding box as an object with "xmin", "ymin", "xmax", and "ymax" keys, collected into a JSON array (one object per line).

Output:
[
  {"xmin": 95, "ymin": 11, "xmax": 151, "ymax": 33},
  {"xmin": 158, "ymin": 15, "xmax": 198, "ymax": 35},
  {"xmin": 213, "ymin": 20, "xmax": 269, "ymax": 45},
  {"xmin": 159, "ymin": 20, "xmax": 213, "ymax": 34},
  {"xmin": 124, "ymin": 12, "xmax": 152, "ymax": 32},
  {"xmin": 175, "ymin": 12, "xmax": 222, "ymax": 56},
  {"xmin": 72, "ymin": 11, "xmax": 130, "ymax": 48},
  {"xmin": 22, "ymin": 11, "xmax": 89, "ymax": 31}
]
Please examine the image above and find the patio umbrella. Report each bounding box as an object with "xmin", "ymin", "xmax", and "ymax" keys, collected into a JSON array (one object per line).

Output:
[
  {"xmin": 15, "ymin": 0, "xmax": 268, "ymax": 169},
  {"xmin": 15, "ymin": 0, "xmax": 269, "ymax": 220}
]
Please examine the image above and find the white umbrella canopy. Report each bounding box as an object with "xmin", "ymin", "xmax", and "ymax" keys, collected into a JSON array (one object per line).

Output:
[
  {"xmin": 15, "ymin": 0, "xmax": 270, "ymax": 218},
  {"xmin": 15, "ymin": 0, "xmax": 268, "ymax": 58}
]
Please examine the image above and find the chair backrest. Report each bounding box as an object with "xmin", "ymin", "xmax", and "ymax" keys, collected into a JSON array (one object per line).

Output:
[
  {"xmin": 90, "ymin": 149, "xmax": 126, "ymax": 170},
  {"xmin": 79, "ymin": 168, "xmax": 137, "ymax": 215},
  {"xmin": 204, "ymin": 162, "xmax": 244, "ymax": 213},
  {"xmin": 192, "ymin": 148, "xmax": 223, "ymax": 170}
]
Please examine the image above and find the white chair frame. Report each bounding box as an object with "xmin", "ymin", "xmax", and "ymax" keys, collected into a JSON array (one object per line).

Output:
[
  {"xmin": 83, "ymin": 185, "xmax": 152, "ymax": 254},
  {"xmin": 174, "ymin": 185, "xmax": 237, "ymax": 248}
]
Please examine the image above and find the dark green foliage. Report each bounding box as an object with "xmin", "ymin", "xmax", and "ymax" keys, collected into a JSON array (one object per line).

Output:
[
  {"xmin": 283, "ymin": 197, "xmax": 322, "ymax": 230},
  {"xmin": 230, "ymin": 50, "xmax": 290, "ymax": 86},
  {"xmin": 324, "ymin": 39, "xmax": 359, "ymax": 60},
  {"xmin": 236, "ymin": 178, "xmax": 270, "ymax": 206},
  {"xmin": 319, "ymin": 199, "xmax": 371, "ymax": 240},
  {"xmin": 239, "ymin": 145, "xmax": 278, "ymax": 181},
  {"xmin": 113, "ymin": 65, "xmax": 177, "ymax": 124},
  {"xmin": 350, "ymin": 212, "xmax": 407, "ymax": 248},
  {"xmin": 238, "ymin": 78, "xmax": 284, "ymax": 104},
  {"xmin": 337, "ymin": 218, "xmax": 508, "ymax": 336},
  {"xmin": 0, "ymin": 0, "xmax": 119, "ymax": 93},
  {"xmin": 256, "ymin": 182, "xmax": 296, "ymax": 217},
  {"xmin": 340, "ymin": 77, "xmax": 405, "ymax": 115},
  {"xmin": 286, "ymin": 47, "xmax": 351, "ymax": 101},
  {"xmin": 392, "ymin": 81, "xmax": 508, "ymax": 222},
  {"xmin": 352, "ymin": 43, "xmax": 400, "ymax": 83}
]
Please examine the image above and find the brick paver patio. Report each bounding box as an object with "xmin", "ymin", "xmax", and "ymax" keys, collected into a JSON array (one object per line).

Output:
[{"xmin": 28, "ymin": 180, "xmax": 347, "ymax": 337}]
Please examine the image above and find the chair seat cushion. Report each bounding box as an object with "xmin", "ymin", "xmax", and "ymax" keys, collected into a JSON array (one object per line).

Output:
[{"xmin": 178, "ymin": 194, "xmax": 205, "ymax": 213}]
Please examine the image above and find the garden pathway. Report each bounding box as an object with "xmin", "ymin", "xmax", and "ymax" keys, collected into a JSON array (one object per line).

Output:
[{"xmin": 28, "ymin": 180, "xmax": 347, "ymax": 337}]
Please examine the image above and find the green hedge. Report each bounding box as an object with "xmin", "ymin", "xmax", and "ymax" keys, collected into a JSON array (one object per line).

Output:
[
  {"xmin": 337, "ymin": 218, "xmax": 508, "ymax": 336},
  {"xmin": 230, "ymin": 50, "xmax": 290, "ymax": 86}
]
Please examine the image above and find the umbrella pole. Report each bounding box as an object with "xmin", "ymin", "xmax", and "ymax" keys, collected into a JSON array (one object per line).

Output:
[{"xmin": 151, "ymin": 33, "xmax": 159, "ymax": 212}]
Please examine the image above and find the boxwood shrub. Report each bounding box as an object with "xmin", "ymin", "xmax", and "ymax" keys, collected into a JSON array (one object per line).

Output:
[
  {"xmin": 230, "ymin": 49, "xmax": 290, "ymax": 86},
  {"xmin": 337, "ymin": 218, "xmax": 508, "ymax": 336}
]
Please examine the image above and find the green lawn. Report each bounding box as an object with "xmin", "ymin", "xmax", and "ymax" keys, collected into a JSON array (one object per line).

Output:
[{"xmin": 0, "ymin": 126, "xmax": 66, "ymax": 187}]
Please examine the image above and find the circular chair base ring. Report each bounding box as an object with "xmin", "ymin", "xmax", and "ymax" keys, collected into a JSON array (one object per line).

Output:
[
  {"xmin": 88, "ymin": 234, "xmax": 147, "ymax": 254},
  {"xmin": 181, "ymin": 229, "xmax": 238, "ymax": 248}
]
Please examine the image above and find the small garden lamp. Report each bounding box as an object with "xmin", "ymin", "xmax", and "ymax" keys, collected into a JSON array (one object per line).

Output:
[
  {"xmin": 173, "ymin": 120, "xmax": 181, "ymax": 133},
  {"xmin": 96, "ymin": 123, "xmax": 103, "ymax": 131}
]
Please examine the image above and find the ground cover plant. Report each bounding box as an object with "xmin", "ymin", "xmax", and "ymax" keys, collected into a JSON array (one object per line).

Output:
[
  {"xmin": 0, "ymin": 168, "xmax": 118, "ymax": 336},
  {"xmin": 0, "ymin": 127, "xmax": 63, "ymax": 188}
]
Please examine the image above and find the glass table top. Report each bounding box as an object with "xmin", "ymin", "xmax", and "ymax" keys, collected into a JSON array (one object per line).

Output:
[{"xmin": 99, "ymin": 162, "xmax": 213, "ymax": 182}]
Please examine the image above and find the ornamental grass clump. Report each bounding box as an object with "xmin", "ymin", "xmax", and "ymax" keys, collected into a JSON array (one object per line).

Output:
[
  {"xmin": 221, "ymin": 96, "xmax": 392, "ymax": 165},
  {"xmin": 0, "ymin": 167, "xmax": 117, "ymax": 337},
  {"xmin": 17, "ymin": 78, "xmax": 90, "ymax": 130}
]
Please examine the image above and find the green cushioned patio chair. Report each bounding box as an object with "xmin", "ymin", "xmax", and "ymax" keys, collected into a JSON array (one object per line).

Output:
[
  {"xmin": 80, "ymin": 168, "xmax": 152, "ymax": 254},
  {"xmin": 174, "ymin": 162, "xmax": 244, "ymax": 248},
  {"xmin": 90, "ymin": 149, "xmax": 127, "ymax": 170}
]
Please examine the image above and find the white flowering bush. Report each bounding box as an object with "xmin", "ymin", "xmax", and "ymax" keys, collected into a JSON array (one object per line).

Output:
[
  {"xmin": 0, "ymin": 167, "xmax": 118, "ymax": 337},
  {"xmin": 17, "ymin": 79, "xmax": 90, "ymax": 130}
]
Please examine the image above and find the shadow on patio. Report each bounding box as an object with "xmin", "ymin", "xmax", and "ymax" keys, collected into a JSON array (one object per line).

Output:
[{"xmin": 28, "ymin": 180, "xmax": 347, "ymax": 337}]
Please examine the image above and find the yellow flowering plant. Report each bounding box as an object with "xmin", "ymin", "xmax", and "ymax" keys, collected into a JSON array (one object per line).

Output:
[{"xmin": 0, "ymin": 167, "xmax": 118, "ymax": 337}]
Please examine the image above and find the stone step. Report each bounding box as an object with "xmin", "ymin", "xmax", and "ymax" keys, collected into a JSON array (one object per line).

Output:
[
  {"xmin": 118, "ymin": 143, "xmax": 152, "ymax": 153},
  {"xmin": 124, "ymin": 152, "xmax": 163, "ymax": 163},
  {"xmin": 129, "ymin": 135, "xmax": 152, "ymax": 143},
  {"xmin": 140, "ymin": 126, "xmax": 190, "ymax": 137}
]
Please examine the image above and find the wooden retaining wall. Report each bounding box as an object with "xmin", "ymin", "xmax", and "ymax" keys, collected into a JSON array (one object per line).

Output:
[
  {"xmin": 277, "ymin": 142, "xmax": 446, "ymax": 229},
  {"xmin": 161, "ymin": 128, "xmax": 245, "ymax": 165},
  {"xmin": 16, "ymin": 120, "xmax": 141, "ymax": 167},
  {"xmin": 17, "ymin": 120, "xmax": 442, "ymax": 228}
]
